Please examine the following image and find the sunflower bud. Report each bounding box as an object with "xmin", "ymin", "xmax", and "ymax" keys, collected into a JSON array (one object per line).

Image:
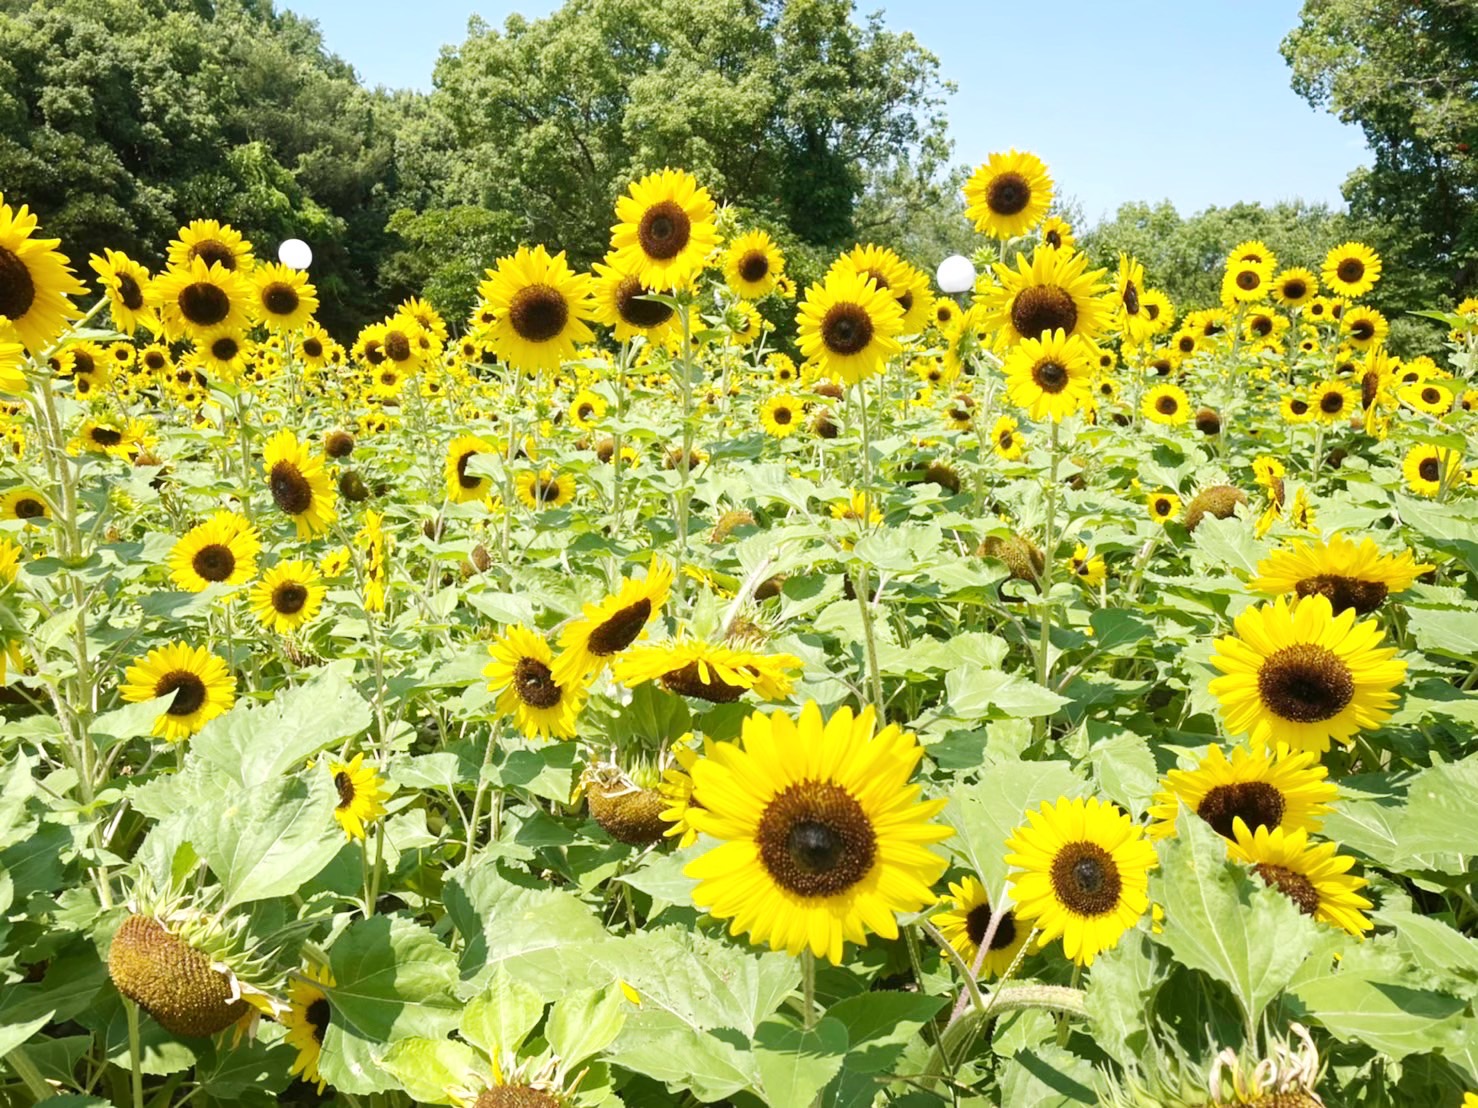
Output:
[
  {"xmin": 323, "ymin": 430, "xmax": 355, "ymax": 458},
  {"xmin": 338, "ymin": 470, "xmax": 369, "ymax": 502}
]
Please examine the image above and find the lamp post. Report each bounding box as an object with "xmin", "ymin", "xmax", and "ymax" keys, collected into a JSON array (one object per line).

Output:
[
  {"xmin": 935, "ymin": 254, "xmax": 976, "ymax": 297},
  {"xmin": 278, "ymin": 238, "xmax": 313, "ymax": 271}
]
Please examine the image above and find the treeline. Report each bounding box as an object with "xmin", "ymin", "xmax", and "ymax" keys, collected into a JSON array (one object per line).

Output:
[{"xmin": 0, "ymin": 0, "xmax": 1471, "ymax": 345}]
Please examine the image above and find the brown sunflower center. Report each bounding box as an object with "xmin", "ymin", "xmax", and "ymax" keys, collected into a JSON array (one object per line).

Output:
[
  {"xmin": 1418, "ymin": 457, "xmax": 1440, "ymax": 483},
  {"xmin": 772, "ymin": 405, "xmax": 793, "ymax": 425},
  {"xmin": 1282, "ymin": 278, "xmax": 1307, "ymax": 300},
  {"xmin": 998, "ymin": 429, "xmax": 1014, "ymax": 449},
  {"xmin": 586, "ymin": 598, "xmax": 651, "ymax": 656},
  {"xmin": 188, "ymin": 241, "xmax": 236, "ymax": 271},
  {"xmin": 1294, "ymin": 574, "xmax": 1388, "ymax": 616},
  {"xmin": 324, "ymin": 431, "xmax": 354, "ymax": 458},
  {"xmin": 986, "ymin": 171, "xmax": 1031, "ymax": 216},
  {"xmin": 302, "ymin": 337, "xmax": 324, "ymax": 359},
  {"xmin": 1045, "ymin": 229, "xmax": 1062, "ymax": 248},
  {"xmin": 1154, "ymin": 497, "xmax": 1171, "ymax": 515},
  {"xmin": 1289, "ymin": 398, "xmax": 1309, "ymax": 415},
  {"xmin": 637, "ymin": 200, "xmax": 692, "ymax": 261},
  {"xmin": 535, "ymin": 477, "xmax": 562, "ymax": 503},
  {"xmin": 144, "ymin": 350, "xmax": 166, "ymax": 370},
  {"xmin": 362, "ymin": 340, "xmax": 385, "ymax": 365},
  {"xmin": 211, "ymin": 336, "xmax": 239, "ymax": 362},
  {"xmin": 191, "ymin": 543, "xmax": 236, "ymax": 582},
  {"xmin": 90, "ymin": 426, "xmax": 124, "ymax": 447},
  {"xmin": 305, "ymin": 996, "xmax": 330, "ymax": 1045},
  {"xmin": 614, "ymin": 276, "xmax": 673, "ymax": 328},
  {"xmin": 273, "ymin": 581, "xmax": 309, "ymax": 615},
  {"xmin": 0, "ymin": 245, "xmax": 37, "ymax": 320},
  {"xmin": 756, "ymin": 780, "xmax": 877, "ymax": 898},
  {"xmin": 513, "ymin": 656, "xmax": 562, "ymax": 709},
  {"xmin": 1253, "ymin": 862, "xmax": 1321, "ymax": 916},
  {"xmin": 455, "ymin": 451, "xmax": 484, "ymax": 489},
  {"xmin": 1257, "ymin": 643, "xmax": 1354, "ymax": 723},
  {"xmin": 1032, "ymin": 358, "xmax": 1069, "ymax": 393},
  {"xmin": 1421, "ymin": 387, "xmax": 1441, "ymax": 405},
  {"xmin": 1049, "ymin": 841, "xmax": 1123, "ymax": 917},
  {"xmin": 1251, "ymin": 315, "xmax": 1273, "ymax": 337},
  {"xmin": 821, "ymin": 302, "xmax": 874, "ymax": 356},
  {"xmin": 1122, "ymin": 280, "xmax": 1140, "ymax": 315},
  {"xmin": 262, "ymin": 283, "xmax": 299, "ymax": 316},
  {"xmin": 738, "ymin": 250, "xmax": 770, "ymax": 283},
  {"xmin": 1351, "ymin": 320, "xmax": 1374, "ymax": 341},
  {"xmin": 156, "ymin": 671, "xmax": 207, "ymax": 717},
  {"xmin": 269, "ymin": 461, "xmax": 315, "ymax": 515},
  {"xmin": 964, "ymin": 902, "xmax": 1018, "ymax": 951},
  {"xmin": 660, "ymin": 660, "xmax": 747, "ymax": 702},
  {"xmin": 1336, "ymin": 258, "xmax": 1365, "ymax": 284},
  {"xmin": 1011, "ymin": 285, "xmax": 1077, "ymax": 340},
  {"xmin": 1235, "ymin": 269, "xmax": 1262, "ymax": 292},
  {"xmin": 508, "ymin": 284, "xmax": 568, "ymax": 343},
  {"xmin": 14, "ymin": 497, "xmax": 45, "ymax": 519},
  {"xmin": 1196, "ymin": 782, "xmax": 1286, "ymax": 839},
  {"xmin": 115, "ymin": 272, "xmax": 145, "ymax": 311},
  {"xmin": 474, "ymin": 1087, "xmax": 563, "ymax": 1108},
  {"xmin": 384, "ymin": 331, "xmax": 412, "ymax": 362},
  {"xmin": 178, "ymin": 282, "xmax": 231, "ymax": 328},
  {"xmin": 334, "ymin": 770, "xmax": 355, "ymax": 809},
  {"xmin": 1177, "ymin": 335, "xmax": 1197, "ymax": 354},
  {"xmin": 576, "ymin": 403, "xmax": 595, "ymax": 422},
  {"xmin": 1156, "ymin": 394, "xmax": 1178, "ymax": 415}
]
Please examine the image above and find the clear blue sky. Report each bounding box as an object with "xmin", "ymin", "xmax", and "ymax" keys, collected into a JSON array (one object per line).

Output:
[{"xmin": 283, "ymin": 0, "xmax": 1367, "ymax": 223}]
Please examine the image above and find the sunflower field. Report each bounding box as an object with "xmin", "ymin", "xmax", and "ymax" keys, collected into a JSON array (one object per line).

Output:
[{"xmin": 2, "ymin": 148, "xmax": 1478, "ymax": 1108}]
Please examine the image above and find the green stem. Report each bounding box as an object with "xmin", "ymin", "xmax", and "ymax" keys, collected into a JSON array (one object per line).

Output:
[
  {"xmin": 1033, "ymin": 422, "xmax": 1060, "ymax": 740},
  {"xmin": 800, "ymin": 948, "xmax": 817, "ymax": 1030},
  {"xmin": 127, "ymin": 996, "xmax": 145, "ymax": 1107}
]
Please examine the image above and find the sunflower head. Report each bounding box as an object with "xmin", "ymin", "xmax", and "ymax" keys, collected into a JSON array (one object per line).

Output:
[
  {"xmin": 108, "ymin": 914, "xmax": 249, "ymax": 1037},
  {"xmin": 1184, "ymin": 485, "xmax": 1247, "ymax": 532},
  {"xmin": 963, "ymin": 150, "xmax": 1054, "ymax": 240},
  {"xmin": 610, "ymin": 168, "xmax": 720, "ymax": 291}
]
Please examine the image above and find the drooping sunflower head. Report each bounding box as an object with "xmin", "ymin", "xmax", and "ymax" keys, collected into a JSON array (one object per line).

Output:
[
  {"xmin": 1322, "ymin": 241, "xmax": 1381, "ymax": 299},
  {"xmin": 978, "ymin": 247, "xmax": 1111, "ymax": 346},
  {"xmin": 107, "ymin": 914, "xmax": 249, "ymax": 1038},
  {"xmin": 1251, "ymin": 533, "xmax": 1432, "ymax": 615},
  {"xmin": 963, "ymin": 149, "xmax": 1054, "ymax": 240},
  {"xmin": 1184, "ymin": 484, "xmax": 1247, "ymax": 531},
  {"xmin": 1147, "ymin": 742, "xmax": 1337, "ymax": 842},
  {"xmin": 1208, "ymin": 593, "xmax": 1406, "ymax": 754},
  {"xmin": 1004, "ymin": 795, "xmax": 1157, "ymax": 966},
  {"xmin": 795, "ymin": 267, "xmax": 905, "ymax": 385},
  {"xmin": 0, "ymin": 194, "xmax": 86, "ymax": 352},
  {"xmin": 610, "ymin": 167, "xmax": 720, "ymax": 291},
  {"xmin": 551, "ymin": 557, "xmax": 673, "ymax": 687},
  {"xmin": 120, "ymin": 640, "xmax": 237, "ymax": 742},
  {"xmin": 612, "ymin": 634, "xmax": 802, "ymax": 703},
  {"xmin": 684, "ymin": 700, "xmax": 950, "ymax": 964}
]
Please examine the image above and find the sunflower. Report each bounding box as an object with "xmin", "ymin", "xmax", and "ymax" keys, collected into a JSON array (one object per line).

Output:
[
  {"xmin": 963, "ymin": 150, "xmax": 1053, "ymax": 239},
  {"xmin": 251, "ymin": 263, "xmax": 317, "ymax": 333},
  {"xmin": 589, "ymin": 255, "xmax": 678, "ymax": 343},
  {"xmin": 1141, "ymin": 382, "xmax": 1189, "ymax": 426},
  {"xmin": 1227, "ymin": 822, "xmax": 1372, "ymax": 936},
  {"xmin": 262, "ymin": 430, "xmax": 337, "ymax": 538},
  {"xmin": 168, "ymin": 219, "xmax": 255, "ymax": 274},
  {"xmin": 282, "ymin": 963, "xmax": 333, "ymax": 1092},
  {"xmin": 0, "ymin": 333, "xmax": 25, "ymax": 394},
  {"xmin": 1140, "ymin": 288, "xmax": 1175, "ymax": 334},
  {"xmin": 1147, "ymin": 490, "xmax": 1181, "ymax": 523},
  {"xmin": 1, "ymin": 487, "xmax": 51, "ymax": 523},
  {"xmin": 568, "ymin": 388, "xmax": 608, "ymax": 430},
  {"xmin": 1400, "ymin": 380, "xmax": 1454, "ymax": 416},
  {"xmin": 551, "ymin": 557, "xmax": 673, "ymax": 686},
  {"xmin": 759, "ymin": 393, "xmax": 804, "ymax": 438},
  {"xmin": 978, "ymin": 247, "xmax": 1111, "ymax": 346},
  {"xmin": 1340, "ymin": 305, "xmax": 1387, "ymax": 351},
  {"xmin": 121, "ymin": 641, "xmax": 236, "ymax": 742},
  {"xmin": 683, "ymin": 700, "xmax": 949, "ymax": 964},
  {"xmin": 1402, "ymin": 444, "xmax": 1464, "ymax": 497},
  {"xmin": 1114, "ymin": 255, "xmax": 1155, "ymax": 344},
  {"xmin": 150, "ymin": 258, "xmax": 253, "ymax": 342},
  {"xmin": 723, "ymin": 229, "xmax": 785, "ymax": 299},
  {"xmin": 0, "ymin": 195, "xmax": 86, "ymax": 352},
  {"xmin": 1209, "ymin": 594, "xmax": 1406, "ymax": 754},
  {"xmin": 1001, "ymin": 327, "xmax": 1097, "ymax": 422},
  {"xmin": 613, "ymin": 635, "xmax": 801, "ymax": 703},
  {"xmin": 934, "ymin": 875, "xmax": 1032, "ymax": 978},
  {"xmin": 1004, "ymin": 795, "xmax": 1156, "ymax": 967},
  {"xmin": 830, "ymin": 244, "xmax": 930, "ymax": 333},
  {"xmin": 71, "ymin": 418, "xmax": 139, "ymax": 459},
  {"xmin": 1322, "ymin": 242, "xmax": 1381, "ymax": 299},
  {"xmin": 991, "ymin": 414, "xmax": 1025, "ymax": 460},
  {"xmin": 515, "ymin": 467, "xmax": 575, "ymax": 510},
  {"xmin": 1147, "ymin": 743, "xmax": 1337, "ymax": 842},
  {"xmin": 484, "ymin": 623, "xmax": 586, "ymax": 739},
  {"xmin": 796, "ymin": 268, "xmax": 904, "ymax": 385},
  {"xmin": 1222, "ymin": 258, "xmax": 1273, "ymax": 304},
  {"xmin": 249, "ymin": 560, "xmax": 326, "ymax": 634},
  {"xmin": 1272, "ymin": 267, "xmax": 1318, "ymax": 308},
  {"xmin": 1068, "ymin": 544, "xmax": 1106, "ymax": 587},
  {"xmin": 726, "ymin": 300, "xmax": 765, "ymax": 346},
  {"xmin": 1280, "ymin": 393, "xmax": 1316, "ymax": 424},
  {"xmin": 610, "ymin": 168, "xmax": 719, "ymax": 291},
  {"xmin": 356, "ymin": 510, "xmax": 389, "ymax": 614},
  {"xmin": 1040, "ymin": 216, "xmax": 1075, "ymax": 253},
  {"xmin": 197, "ymin": 331, "xmax": 249, "ymax": 379},
  {"xmin": 1251, "ymin": 533, "xmax": 1432, "ymax": 615},
  {"xmin": 168, "ymin": 511, "xmax": 261, "ymax": 593},
  {"xmin": 478, "ymin": 246, "xmax": 595, "ymax": 375},
  {"xmin": 445, "ymin": 433, "xmax": 498, "ymax": 505},
  {"xmin": 89, "ymin": 249, "xmax": 156, "ymax": 334},
  {"xmin": 330, "ymin": 752, "xmax": 390, "ymax": 840}
]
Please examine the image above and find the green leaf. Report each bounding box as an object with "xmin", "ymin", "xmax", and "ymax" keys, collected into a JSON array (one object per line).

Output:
[
  {"xmin": 460, "ymin": 967, "xmax": 546, "ymax": 1056},
  {"xmin": 605, "ymin": 1013, "xmax": 758, "ymax": 1101},
  {"xmin": 753, "ymin": 1017, "xmax": 848, "ymax": 1106},
  {"xmin": 378, "ymin": 1037, "xmax": 481, "ymax": 1105},
  {"xmin": 0, "ymin": 1013, "xmax": 52, "ymax": 1057},
  {"xmin": 1153, "ymin": 810, "xmax": 1317, "ymax": 1026},
  {"xmin": 1087, "ymin": 609, "xmax": 1155, "ymax": 653},
  {"xmin": 946, "ymin": 758, "xmax": 1084, "ymax": 895},
  {"xmin": 1291, "ymin": 970, "xmax": 1467, "ymax": 1058},
  {"xmin": 326, "ymin": 916, "xmax": 461, "ymax": 1042},
  {"xmin": 188, "ymin": 767, "xmax": 343, "ymax": 908},
  {"xmin": 943, "ymin": 667, "xmax": 1068, "ymax": 721},
  {"xmin": 824, "ymin": 992, "xmax": 943, "ymax": 1074},
  {"xmin": 1085, "ymin": 730, "xmax": 1158, "ymax": 816},
  {"xmin": 1407, "ymin": 608, "xmax": 1478, "ymax": 661},
  {"xmin": 547, "ymin": 985, "xmax": 630, "ymax": 1069},
  {"xmin": 997, "ymin": 1042, "xmax": 1099, "ymax": 1106}
]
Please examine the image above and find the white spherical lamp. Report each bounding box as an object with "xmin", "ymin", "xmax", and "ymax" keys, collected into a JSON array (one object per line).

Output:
[
  {"xmin": 278, "ymin": 238, "xmax": 313, "ymax": 271},
  {"xmin": 936, "ymin": 254, "xmax": 976, "ymax": 294}
]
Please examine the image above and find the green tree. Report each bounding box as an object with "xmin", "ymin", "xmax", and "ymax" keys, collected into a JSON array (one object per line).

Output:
[
  {"xmin": 0, "ymin": 0, "xmax": 417, "ymax": 332},
  {"xmin": 1283, "ymin": 0, "xmax": 1478, "ymax": 303}
]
